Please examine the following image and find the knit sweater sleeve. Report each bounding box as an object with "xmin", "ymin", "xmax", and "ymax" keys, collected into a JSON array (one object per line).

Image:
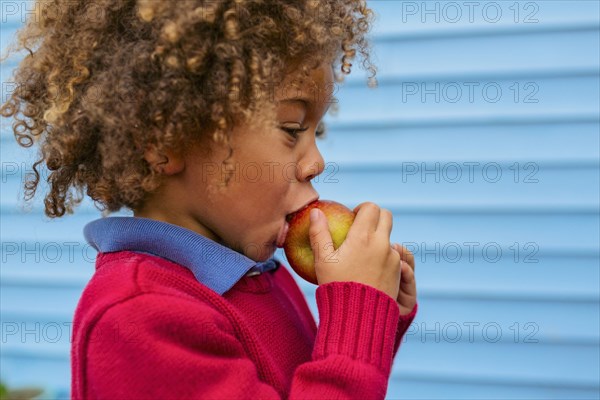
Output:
[
  {"xmin": 82, "ymin": 282, "xmax": 405, "ymax": 399},
  {"xmin": 392, "ymin": 302, "xmax": 419, "ymax": 357}
]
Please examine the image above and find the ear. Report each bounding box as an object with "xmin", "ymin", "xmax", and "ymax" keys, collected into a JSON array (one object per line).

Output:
[{"xmin": 143, "ymin": 145, "xmax": 184, "ymax": 175}]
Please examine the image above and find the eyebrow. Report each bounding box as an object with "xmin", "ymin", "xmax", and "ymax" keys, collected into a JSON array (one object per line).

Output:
[{"xmin": 279, "ymin": 97, "xmax": 333, "ymax": 115}]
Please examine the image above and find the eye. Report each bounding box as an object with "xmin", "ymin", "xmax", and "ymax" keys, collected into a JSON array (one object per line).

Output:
[{"xmin": 280, "ymin": 125, "xmax": 309, "ymax": 139}]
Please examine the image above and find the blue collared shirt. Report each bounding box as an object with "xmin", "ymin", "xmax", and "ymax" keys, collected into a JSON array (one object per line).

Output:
[{"xmin": 84, "ymin": 216, "xmax": 279, "ymax": 295}]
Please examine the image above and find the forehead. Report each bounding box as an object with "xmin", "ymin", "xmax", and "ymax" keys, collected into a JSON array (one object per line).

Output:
[{"xmin": 275, "ymin": 63, "xmax": 335, "ymax": 105}]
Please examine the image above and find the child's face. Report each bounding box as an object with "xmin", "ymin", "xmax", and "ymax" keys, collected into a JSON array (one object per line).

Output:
[{"xmin": 172, "ymin": 62, "xmax": 333, "ymax": 261}]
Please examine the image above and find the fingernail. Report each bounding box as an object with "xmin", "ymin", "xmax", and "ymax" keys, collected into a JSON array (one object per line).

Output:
[{"xmin": 310, "ymin": 208, "xmax": 319, "ymax": 222}]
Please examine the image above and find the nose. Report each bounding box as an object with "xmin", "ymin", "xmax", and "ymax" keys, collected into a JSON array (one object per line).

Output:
[{"xmin": 298, "ymin": 140, "xmax": 325, "ymax": 182}]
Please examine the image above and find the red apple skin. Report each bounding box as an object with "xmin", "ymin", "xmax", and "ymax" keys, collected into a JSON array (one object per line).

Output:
[{"xmin": 283, "ymin": 200, "xmax": 355, "ymax": 284}]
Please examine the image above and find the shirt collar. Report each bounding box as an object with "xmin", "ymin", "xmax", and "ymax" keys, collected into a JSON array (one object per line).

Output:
[{"xmin": 83, "ymin": 216, "xmax": 279, "ymax": 295}]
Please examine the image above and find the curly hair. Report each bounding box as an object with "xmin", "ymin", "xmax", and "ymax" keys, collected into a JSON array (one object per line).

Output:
[{"xmin": 1, "ymin": 0, "xmax": 378, "ymax": 218}]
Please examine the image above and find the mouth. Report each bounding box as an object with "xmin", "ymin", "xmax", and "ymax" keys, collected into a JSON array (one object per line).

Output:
[
  {"xmin": 285, "ymin": 197, "xmax": 320, "ymax": 223},
  {"xmin": 277, "ymin": 197, "xmax": 319, "ymax": 248},
  {"xmin": 275, "ymin": 221, "xmax": 289, "ymax": 248}
]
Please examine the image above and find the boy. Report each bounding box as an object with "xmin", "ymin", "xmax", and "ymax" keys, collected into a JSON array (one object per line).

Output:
[{"xmin": 1, "ymin": 1, "xmax": 417, "ymax": 398}]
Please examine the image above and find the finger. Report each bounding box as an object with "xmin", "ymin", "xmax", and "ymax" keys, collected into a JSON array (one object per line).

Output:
[
  {"xmin": 397, "ymin": 291, "xmax": 417, "ymax": 311},
  {"xmin": 397, "ymin": 289, "xmax": 416, "ymax": 303},
  {"xmin": 400, "ymin": 261, "xmax": 414, "ymax": 281},
  {"xmin": 393, "ymin": 243, "xmax": 415, "ymax": 272},
  {"xmin": 399, "ymin": 261, "xmax": 416, "ymax": 297},
  {"xmin": 308, "ymin": 208, "xmax": 334, "ymax": 264},
  {"xmin": 350, "ymin": 202, "xmax": 380, "ymax": 234},
  {"xmin": 377, "ymin": 208, "xmax": 393, "ymax": 236}
]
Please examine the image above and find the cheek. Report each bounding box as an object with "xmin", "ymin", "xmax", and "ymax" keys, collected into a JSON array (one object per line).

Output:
[
  {"xmin": 220, "ymin": 181, "xmax": 286, "ymax": 226},
  {"xmin": 237, "ymin": 163, "xmax": 295, "ymax": 199}
]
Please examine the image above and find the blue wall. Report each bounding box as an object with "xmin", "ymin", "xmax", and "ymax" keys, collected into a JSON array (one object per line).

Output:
[{"xmin": 1, "ymin": 1, "xmax": 599, "ymax": 399}]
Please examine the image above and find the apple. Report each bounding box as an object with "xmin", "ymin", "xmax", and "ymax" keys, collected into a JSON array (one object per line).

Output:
[{"xmin": 283, "ymin": 200, "xmax": 355, "ymax": 284}]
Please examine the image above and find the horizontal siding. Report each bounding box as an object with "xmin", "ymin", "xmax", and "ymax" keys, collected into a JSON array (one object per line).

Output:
[
  {"xmin": 1, "ymin": 1, "xmax": 599, "ymax": 398},
  {"xmin": 4, "ymin": 162, "xmax": 600, "ymax": 211},
  {"xmin": 386, "ymin": 380, "xmax": 599, "ymax": 400},
  {"xmin": 347, "ymin": 2, "xmax": 600, "ymax": 398},
  {"xmin": 2, "ymin": 250, "xmax": 599, "ymax": 304},
  {"xmin": 334, "ymin": 73, "xmax": 600, "ymax": 121},
  {"xmin": 1, "ymin": 212, "xmax": 598, "ymax": 252},
  {"xmin": 340, "ymin": 29, "xmax": 600, "ymax": 85},
  {"xmin": 371, "ymin": 1, "xmax": 600, "ymax": 34}
]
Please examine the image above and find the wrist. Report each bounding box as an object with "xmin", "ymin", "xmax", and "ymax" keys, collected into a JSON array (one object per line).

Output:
[{"xmin": 314, "ymin": 281, "xmax": 401, "ymax": 375}]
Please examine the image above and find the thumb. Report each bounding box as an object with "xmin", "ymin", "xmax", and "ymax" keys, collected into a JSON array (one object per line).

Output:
[{"xmin": 308, "ymin": 208, "xmax": 334, "ymax": 265}]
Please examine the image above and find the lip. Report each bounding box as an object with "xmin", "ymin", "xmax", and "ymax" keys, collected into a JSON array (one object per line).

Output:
[
  {"xmin": 276, "ymin": 197, "xmax": 319, "ymax": 247},
  {"xmin": 275, "ymin": 220, "xmax": 289, "ymax": 248},
  {"xmin": 285, "ymin": 196, "xmax": 320, "ymax": 222}
]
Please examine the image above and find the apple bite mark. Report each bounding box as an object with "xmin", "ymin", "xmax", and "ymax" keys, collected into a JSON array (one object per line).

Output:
[{"xmin": 283, "ymin": 200, "xmax": 355, "ymax": 285}]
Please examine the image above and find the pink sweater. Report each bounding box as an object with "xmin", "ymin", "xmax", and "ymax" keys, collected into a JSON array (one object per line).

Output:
[{"xmin": 71, "ymin": 251, "xmax": 417, "ymax": 399}]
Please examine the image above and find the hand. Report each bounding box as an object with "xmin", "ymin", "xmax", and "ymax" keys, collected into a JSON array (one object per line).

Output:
[
  {"xmin": 309, "ymin": 202, "xmax": 401, "ymax": 302},
  {"xmin": 391, "ymin": 244, "xmax": 417, "ymax": 315}
]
